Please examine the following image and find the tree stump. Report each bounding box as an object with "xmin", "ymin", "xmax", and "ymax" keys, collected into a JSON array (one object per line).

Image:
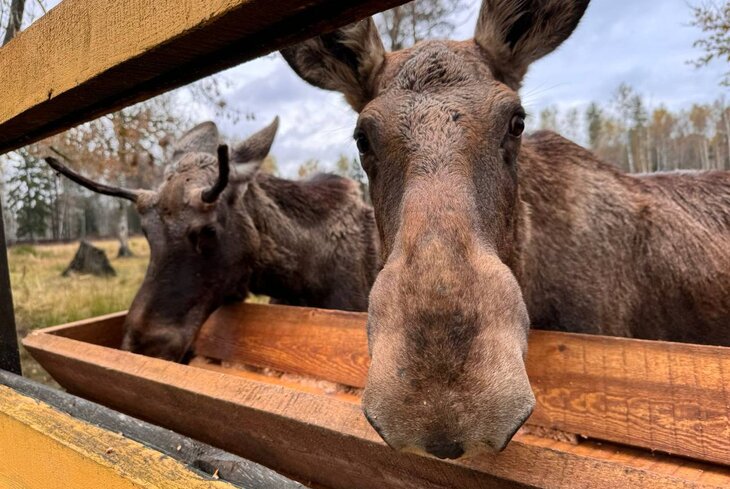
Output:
[{"xmin": 62, "ymin": 241, "xmax": 116, "ymax": 277}]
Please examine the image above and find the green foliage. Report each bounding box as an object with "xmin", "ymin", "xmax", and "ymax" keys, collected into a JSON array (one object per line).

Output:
[{"xmin": 6, "ymin": 148, "xmax": 57, "ymax": 240}]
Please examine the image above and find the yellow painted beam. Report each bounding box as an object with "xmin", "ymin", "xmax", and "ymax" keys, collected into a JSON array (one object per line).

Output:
[
  {"xmin": 0, "ymin": 0, "xmax": 408, "ymax": 154},
  {"xmin": 0, "ymin": 385, "xmax": 236, "ymax": 488}
]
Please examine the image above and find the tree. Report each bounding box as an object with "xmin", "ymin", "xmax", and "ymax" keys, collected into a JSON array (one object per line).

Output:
[
  {"xmin": 689, "ymin": 104, "xmax": 712, "ymax": 169},
  {"xmin": 1, "ymin": 0, "xmax": 24, "ymax": 45},
  {"xmin": 560, "ymin": 107, "xmax": 582, "ymax": 144},
  {"xmin": 690, "ymin": 1, "xmax": 730, "ymax": 86},
  {"xmin": 334, "ymin": 154, "xmax": 370, "ymax": 203},
  {"xmin": 539, "ymin": 106, "xmax": 560, "ymax": 132},
  {"xmin": 1, "ymin": 0, "xmax": 46, "ymax": 46},
  {"xmin": 6, "ymin": 148, "xmax": 56, "ymax": 241},
  {"xmin": 377, "ymin": 0, "xmax": 468, "ymax": 51},
  {"xmin": 297, "ymin": 159, "xmax": 320, "ymax": 179},
  {"xmin": 261, "ymin": 155, "xmax": 279, "ymax": 176},
  {"xmin": 586, "ymin": 103, "xmax": 603, "ymax": 150},
  {"xmin": 614, "ymin": 83, "xmax": 649, "ymax": 172},
  {"xmin": 38, "ymin": 95, "xmax": 182, "ymax": 252},
  {"xmin": 649, "ymin": 106, "xmax": 676, "ymax": 171}
]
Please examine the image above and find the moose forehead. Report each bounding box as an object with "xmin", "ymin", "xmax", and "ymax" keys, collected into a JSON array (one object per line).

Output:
[
  {"xmin": 382, "ymin": 41, "xmax": 493, "ymax": 92},
  {"xmin": 157, "ymin": 153, "xmax": 218, "ymax": 213},
  {"xmin": 367, "ymin": 41, "xmax": 522, "ymax": 140}
]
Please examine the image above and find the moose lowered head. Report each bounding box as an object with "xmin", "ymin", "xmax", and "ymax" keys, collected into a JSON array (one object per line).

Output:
[
  {"xmin": 45, "ymin": 118, "xmax": 280, "ymax": 361},
  {"xmin": 283, "ymin": 0, "xmax": 593, "ymax": 459}
]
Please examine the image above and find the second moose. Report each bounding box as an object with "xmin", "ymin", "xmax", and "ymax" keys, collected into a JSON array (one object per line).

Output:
[{"xmin": 46, "ymin": 118, "xmax": 379, "ymax": 361}]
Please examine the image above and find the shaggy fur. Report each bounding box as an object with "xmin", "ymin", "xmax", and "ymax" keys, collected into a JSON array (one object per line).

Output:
[
  {"xmin": 521, "ymin": 132, "xmax": 730, "ymax": 342},
  {"xmin": 282, "ymin": 0, "xmax": 730, "ymax": 460}
]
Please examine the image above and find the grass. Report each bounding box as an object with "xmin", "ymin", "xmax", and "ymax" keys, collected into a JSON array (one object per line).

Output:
[{"xmin": 9, "ymin": 236, "xmax": 150, "ymax": 385}]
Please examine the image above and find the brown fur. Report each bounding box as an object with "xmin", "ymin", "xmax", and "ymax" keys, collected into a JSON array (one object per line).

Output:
[
  {"xmin": 520, "ymin": 132, "xmax": 730, "ymax": 341},
  {"xmin": 282, "ymin": 0, "xmax": 730, "ymax": 460}
]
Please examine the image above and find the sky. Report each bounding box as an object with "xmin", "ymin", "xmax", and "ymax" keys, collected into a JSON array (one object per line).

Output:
[{"xmin": 30, "ymin": 0, "xmax": 730, "ymax": 178}]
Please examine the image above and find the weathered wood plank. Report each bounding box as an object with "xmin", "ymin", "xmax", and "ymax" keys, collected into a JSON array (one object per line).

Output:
[
  {"xmin": 23, "ymin": 326, "xmax": 730, "ymax": 489},
  {"xmin": 0, "ymin": 383, "xmax": 240, "ymax": 488},
  {"xmin": 0, "ymin": 369, "xmax": 308, "ymax": 489},
  {"xmin": 196, "ymin": 304, "xmax": 368, "ymax": 387},
  {"xmin": 193, "ymin": 303, "xmax": 730, "ymax": 466},
  {"xmin": 526, "ymin": 330, "xmax": 730, "ymax": 469},
  {"xmin": 0, "ymin": 0, "xmax": 409, "ymax": 154}
]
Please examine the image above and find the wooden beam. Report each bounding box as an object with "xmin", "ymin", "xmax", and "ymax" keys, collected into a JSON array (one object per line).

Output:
[
  {"xmin": 0, "ymin": 0, "xmax": 409, "ymax": 154},
  {"xmin": 0, "ymin": 383, "xmax": 241, "ymax": 488},
  {"xmin": 0, "ymin": 201, "xmax": 20, "ymax": 375},
  {"xmin": 0, "ymin": 369, "xmax": 308, "ymax": 489},
  {"xmin": 21, "ymin": 328, "xmax": 730, "ymax": 489},
  {"xmin": 193, "ymin": 303, "xmax": 730, "ymax": 467}
]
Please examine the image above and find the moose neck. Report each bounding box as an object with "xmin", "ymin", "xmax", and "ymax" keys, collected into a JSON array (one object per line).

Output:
[
  {"xmin": 240, "ymin": 173, "xmax": 377, "ymax": 309},
  {"xmin": 511, "ymin": 132, "xmax": 638, "ymax": 336}
]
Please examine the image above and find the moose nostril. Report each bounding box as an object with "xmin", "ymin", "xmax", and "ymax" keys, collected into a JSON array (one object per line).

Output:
[{"xmin": 424, "ymin": 437, "xmax": 464, "ymax": 460}]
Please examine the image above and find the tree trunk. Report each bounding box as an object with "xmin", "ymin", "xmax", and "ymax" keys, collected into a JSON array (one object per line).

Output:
[
  {"xmin": 63, "ymin": 240, "xmax": 116, "ymax": 277},
  {"xmin": 2, "ymin": 0, "xmax": 26, "ymax": 46},
  {"xmin": 723, "ymin": 112, "xmax": 730, "ymax": 170},
  {"xmin": 626, "ymin": 130, "xmax": 635, "ymax": 173},
  {"xmin": 117, "ymin": 203, "xmax": 133, "ymax": 258}
]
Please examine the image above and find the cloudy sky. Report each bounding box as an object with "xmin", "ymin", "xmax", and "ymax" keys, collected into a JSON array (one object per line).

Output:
[
  {"xmin": 201, "ymin": 0, "xmax": 728, "ymax": 177},
  {"xmin": 34, "ymin": 0, "xmax": 730, "ymax": 177}
]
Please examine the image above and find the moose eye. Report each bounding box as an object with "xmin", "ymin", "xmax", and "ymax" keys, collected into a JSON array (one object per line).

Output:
[
  {"xmin": 354, "ymin": 131, "xmax": 371, "ymax": 154},
  {"xmin": 509, "ymin": 114, "xmax": 525, "ymax": 138}
]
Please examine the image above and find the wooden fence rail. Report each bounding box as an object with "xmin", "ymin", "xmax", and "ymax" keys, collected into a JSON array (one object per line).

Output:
[
  {"xmin": 195, "ymin": 303, "xmax": 730, "ymax": 467},
  {"xmin": 22, "ymin": 304, "xmax": 730, "ymax": 489},
  {"xmin": 0, "ymin": 0, "xmax": 408, "ymax": 155}
]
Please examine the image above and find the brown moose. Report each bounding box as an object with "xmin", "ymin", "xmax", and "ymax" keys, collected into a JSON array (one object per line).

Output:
[
  {"xmin": 45, "ymin": 118, "xmax": 379, "ymax": 362},
  {"xmin": 282, "ymin": 0, "xmax": 730, "ymax": 459}
]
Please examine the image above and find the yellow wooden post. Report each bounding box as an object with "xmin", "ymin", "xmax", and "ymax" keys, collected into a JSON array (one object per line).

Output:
[{"xmin": 0, "ymin": 385, "xmax": 238, "ymax": 488}]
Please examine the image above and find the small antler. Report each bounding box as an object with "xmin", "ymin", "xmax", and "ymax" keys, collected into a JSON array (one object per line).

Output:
[
  {"xmin": 201, "ymin": 144, "xmax": 230, "ymax": 203},
  {"xmin": 45, "ymin": 147, "xmax": 141, "ymax": 202}
]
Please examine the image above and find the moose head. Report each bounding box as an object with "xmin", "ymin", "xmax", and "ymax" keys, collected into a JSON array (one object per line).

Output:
[
  {"xmin": 283, "ymin": 0, "xmax": 590, "ymax": 459},
  {"xmin": 45, "ymin": 118, "xmax": 280, "ymax": 361}
]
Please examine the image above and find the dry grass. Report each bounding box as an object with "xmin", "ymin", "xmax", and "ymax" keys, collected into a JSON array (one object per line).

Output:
[{"xmin": 9, "ymin": 237, "xmax": 149, "ymax": 384}]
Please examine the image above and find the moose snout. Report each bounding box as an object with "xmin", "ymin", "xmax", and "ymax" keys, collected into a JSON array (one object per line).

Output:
[{"xmin": 362, "ymin": 393, "xmax": 534, "ymax": 460}]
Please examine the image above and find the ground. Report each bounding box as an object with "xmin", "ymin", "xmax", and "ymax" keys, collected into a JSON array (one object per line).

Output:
[{"xmin": 9, "ymin": 237, "xmax": 149, "ymax": 385}]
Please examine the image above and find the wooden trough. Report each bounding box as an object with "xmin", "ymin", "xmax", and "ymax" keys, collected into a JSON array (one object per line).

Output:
[{"xmin": 23, "ymin": 302, "xmax": 730, "ymax": 489}]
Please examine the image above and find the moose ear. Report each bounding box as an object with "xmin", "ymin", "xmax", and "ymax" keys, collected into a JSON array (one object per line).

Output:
[
  {"xmin": 172, "ymin": 121, "xmax": 219, "ymax": 161},
  {"xmin": 474, "ymin": 0, "xmax": 589, "ymax": 89},
  {"xmin": 281, "ymin": 18, "xmax": 386, "ymax": 112},
  {"xmin": 232, "ymin": 116, "xmax": 279, "ymax": 164}
]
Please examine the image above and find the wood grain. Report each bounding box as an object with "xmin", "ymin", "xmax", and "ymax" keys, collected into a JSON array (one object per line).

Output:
[
  {"xmin": 0, "ymin": 384, "xmax": 238, "ymax": 488},
  {"xmin": 194, "ymin": 302, "xmax": 730, "ymax": 466},
  {"xmin": 0, "ymin": 0, "xmax": 409, "ymax": 154},
  {"xmin": 22, "ymin": 328, "xmax": 730, "ymax": 489},
  {"xmin": 196, "ymin": 303, "xmax": 368, "ymax": 387},
  {"xmin": 0, "ymin": 369, "xmax": 306, "ymax": 489}
]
